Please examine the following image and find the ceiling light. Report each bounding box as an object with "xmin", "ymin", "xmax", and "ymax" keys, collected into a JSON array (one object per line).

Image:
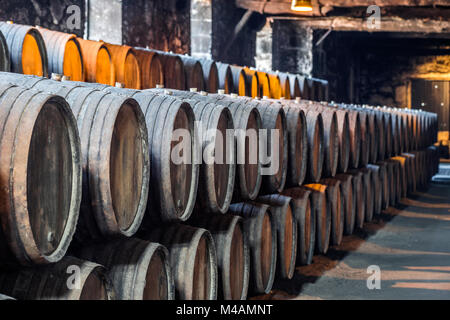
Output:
[{"xmin": 291, "ymin": 0, "xmax": 313, "ymax": 12}]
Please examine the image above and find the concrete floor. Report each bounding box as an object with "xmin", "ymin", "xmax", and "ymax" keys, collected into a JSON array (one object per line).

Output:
[{"xmin": 256, "ymin": 163, "xmax": 450, "ymax": 300}]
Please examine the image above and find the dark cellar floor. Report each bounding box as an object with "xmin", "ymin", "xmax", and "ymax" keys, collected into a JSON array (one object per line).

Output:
[{"xmin": 254, "ymin": 161, "xmax": 450, "ymax": 300}]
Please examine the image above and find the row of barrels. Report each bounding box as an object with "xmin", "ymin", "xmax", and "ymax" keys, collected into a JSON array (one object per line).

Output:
[
  {"xmin": 0, "ymin": 72, "xmax": 439, "ymax": 299},
  {"xmin": 0, "ymin": 145, "xmax": 440, "ymax": 300},
  {"xmin": 0, "ymin": 72, "xmax": 439, "ymax": 265},
  {"xmin": 0, "ymin": 21, "xmax": 328, "ymax": 100}
]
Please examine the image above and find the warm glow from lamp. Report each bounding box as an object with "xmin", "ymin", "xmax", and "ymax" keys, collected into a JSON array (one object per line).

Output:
[{"xmin": 291, "ymin": 0, "xmax": 313, "ymax": 12}]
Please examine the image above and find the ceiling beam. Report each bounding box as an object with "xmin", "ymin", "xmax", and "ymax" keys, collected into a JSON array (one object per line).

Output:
[
  {"xmin": 268, "ymin": 16, "xmax": 450, "ymax": 33},
  {"xmin": 236, "ymin": 0, "xmax": 450, "ymax": 16}
]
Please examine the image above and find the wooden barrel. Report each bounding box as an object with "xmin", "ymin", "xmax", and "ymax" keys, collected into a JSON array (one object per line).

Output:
[
  {"xmin": 373, "ymin": 110, "xmax": 386, "ymax": 161},
  {"xmin": 365, "ymin": 110, "xmax": 379, "ymax": 164},
  {"xmin": 257, "ymin": 194, "xmax": 297, "ymax": 280},
  {"xmin": 281, "ymin": 188, "xmax": 314, "ymax": 265},
  {"xmin": 282, "ymin": 105, "xmax": 308, "ymax": 187},
  {"xmin": 230, "ymin": 65, "xmax": 246, "ymax": 96},
  {"xmin": 401, "ymin": 153, "xmax": 417, "ymax": 194},
  {"xmin": 243, "ymin": 68, "xmax": 259, "ymax": 98},
  {"xmin": 179, "ymin": 55, "xmax": 205, "ymax": 91},
  {"xmin": 345, "ymin": 108, "xmax": 361, "ymax": 169},
  {"xmin": 228, "ymin": 203, "xmax": 277, "ymax": 294},
  {"xmin": 153, "ymin": 51, "xmax": 185, "ymax": 90},
  {"xmin": 132, "ymin": 92, "xmax": 198, "ymax": 223},
  {"xmin": 288, "ymin": 74, "xmax": 301, "ymax": 99},
  {"xmin": 77, "ymin": 38, "xmax": 115, "ymax": 85},
  {"xmin": 268, "ymin": 73, "xmax": 282, "ymax": 99},
  {"xmin": 304, "ymin": 184, "xmax": 331, "ymax": 254},
  {"xmin": 316, "ymin": 107, "xmax": 339, "ymax": 177},
  {"xmin": 199, "ymin": 59, "xmax": 219, "ymax": 93},
  {"xmin": 226, "ymin": 100, "xmax": 262, "ymax": 201},
  {"xmin": 278, "ymin": 73, "xmax": 291, "ymax": 99},
  {"xmin": 0, "ymin": 256, "xmax": 115, "ymax": 300},
  {"xmin": 358, "ymin": 109, "xmax": 371, "ymax": 167},
  {"xmin": 335, "ymin": 109, "xmax": 350, "ymax": 173},
  {"xmin": 367, "ymin": 164, "xmax": 383, "ymax": 216},
  {"xmin": 0, "ymin": 22, "xmax": 48, "ymax": 77},
  {"xmin": 382, "ymin": 110, "xmax": 393, "ymax": 158},
  {"xmin": 251, "ymin": 101, "xmax": 288, "ymax": 193},
  {"xmin": 297, "ymin": 75, "xmax": 310, "ymax": 100},
  {"xmin": 376, "ymin": 161, "xmax": 390, "ymax": 210},
  {"xmin": 105, "ymin": 44, "xmax": 141, "ymax": 89},
  {"xmin": 256, "ymin": 71, "xmax": 270, "ymax": 98},
  {"xmin": 321, "ymin": 178, "xmax": 344, "ymax": 246},
  {"xmin": 76, "ymin": 238, "xmax": 174, "ymax": 300},
  {"xmin": 0, "ymin": 30, "xmax": 10, "ymax": 72},
  {"xmin": 298, "ymin": 108, "xmax": 324, "ymax": 183},
  {"xmin": 134, "ymin": 48, "xmax": 164, "ymax": 89},
  {"xmin": 335, "ymin": 174, "xmax": 355, "ymax": 236},
  {"xmin": 384, "ymin": 160, "xmax": 398, "ymax": 206},
  {"xmin": 143, "ymin": 224, "xmax": 217, "ymax": 300},
  {"xmin": 347, "ymin": 170, "xmax": 365, "ymax": 229},
  {"xmin": 0, "ymin": 83, "xmax": 81, "ymax": 265},
  {"xmin": 306, "ymin": 78, "xmax": 316, "ymax": 100},
  {"xmin": 36, "ymin": 27, "xmax": 84, "ymax": 81},
  {"xmin": 360, "ymin": 168, "xmax": 374, "ymax": 222},
  {"xmin": 190, "ymin": 100, "xmax": 235, "ymax": 214},
  {"xmin": 216, "ymin": 62, "xmax": 233, "ymax": 94},
  {"xmin": 191, "ymin": 214, "xmax": 250, "ymax": 300},
  {"xmin": 0, "ymin": 75, "xmax": 150, "ymax": 241},
  {"xmin": 391, "ymin": 156, "xmax": 408, "ymax": 199}
]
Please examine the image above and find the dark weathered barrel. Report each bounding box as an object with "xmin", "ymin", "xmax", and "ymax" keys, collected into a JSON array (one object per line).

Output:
[
  {"xmin": 143, "ymin": 224, "xmax": 218, "ymax": 300},
  {"xmin": 179, "ymin": 55, "xmax": 205, "ymax": 91},
  {"xmin": 216, "ymin": 62, "xmax": 234, "ymax": 94},
  {"xmin": 0, "ymin": 256, "xmax": 115, "ymax": 300},
  {"xmin": 133, "ymin": 91, "xmax": 198, "ymax": 223},
  {"xmin": 0, "ymin": 22, "xmax": 48, "ymax": 77},
  {"xmin": 190, "ymin": 100, "xmax": 235, "ymax": 214},
  {"xmin": 348, "ymin": 170, "xmax": 365, "ymax": 230},
  {"xmin": 335, "ymin": 109, "xmax": 350, "ymax": 173},
  {"xmin": 401, "ymin": 153, "xmax": 417, "ymax": 194},
  {"xmin": 391, "ymin": 156, "xmax": 408, "ymax": 199},
  {"xmin": 345, "ymin": 108, "xmax": 361, "ymax": 169},
  {"xmin": 36, "ymin": 27, "xmax": 84, "ymax": 81},
  {"xmin": 0, "ymin": 82, "xmax": 81, "ymax": 265},
  {"xmin": 335, "ymin": 174, "xmax": 355, "ymax": 236},
  {"xmin": 306, "ymin": 78, "xmax": 316, "ymax": 100},
  {"xmin": 361, "ymin": 167, "xmax": 374, "ymax": 222},
  {"xmin": 376, "ymin": 161, "xmax": 390, "ymax": 211},
  {"xmin": 358, "ymin": 109, "xmax": 371, "ymax": 167},
  {"xmin": 281, "ymin": 188, "xmax": 314, "ymax": 265},
  {"xmin": 153, "ymin": 51, "xmax": 185, "ymax": 90},
  {"xmin": 105, "ymin": 43, "xmax": 141, "ymax": 89},
  {"xmin": 76, "ymin": 238, "xmax": 174, "ymax": 300},
  {"xmin": 316, "ymin": 107, "xmax": 339, "ymax": 177},
  {"xmin": 228, "ymin": 203, "xmax": 277, "ymax": 295},
  {"xmin": 199, "ymin": 59, "xmax": 219, "ymax": 93},
  {"xmin": 321, "ymin": 178, "xmax": 344, "ymax": 246},
  {"xmin": 0, "ymin": 74, "xmax": 150, "ymax": 242},
  {"xmin": 297, "ymin": 75, "xmax": 310, "ymax": 100},
  {"xmin": 304, "ymin": 184, "xmax": 331, "ymax": 254},
  {"xmin": 0, "ymin": 30, "xmax": 10, "ymax": 72},
  {"xmin": 77, "ymin": 38, "xmax": 115, "ymax": 85},
  {"xmin": 257, "ymin": 194, "xmax": 297, "ymax": 280},
  {"xmin": 367, "ymin": 164, "xmax": 383, "ymax": 216},
  {"xmin": 282, "ymin": 104, "xmax": 308, "ymax": 187},
  {"xmin": 134, "ymin": 48, "xmax": 164, "ymax": 89},
  {"xmin": 250, "ymin": 101, "xmax": 288, "ymax": 193},
  {"xmin": 288, "ymin": 74, "xmax": 301, "ymax": 99},
  {"xmin": 278, "ymin": 73, "xmax": 291, "ymax": 99},
  {"xmin": 191, "ymin": 214, "xmax": 250, "ymax": 300},
  {"xmin": 297, "ymin": 107, "xmax": 324, "ymax": 182}
]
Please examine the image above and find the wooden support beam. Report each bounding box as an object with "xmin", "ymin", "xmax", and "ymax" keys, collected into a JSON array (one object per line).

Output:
[{"xmin": 268, "ymin": 16, "xmax": 450, "ymax": 33}]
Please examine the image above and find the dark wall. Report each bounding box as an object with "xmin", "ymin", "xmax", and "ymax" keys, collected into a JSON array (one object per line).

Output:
[
  {"xmin": 212, "ymin": 0, "xmax": 259, "ymax": 67},
  {"xmin": 122, "ymin": 0, "xmax": 190, "ymax": 54},
  {"xmin": 0, "ymin": 0, "xmax": 86, "ymax": 37}
]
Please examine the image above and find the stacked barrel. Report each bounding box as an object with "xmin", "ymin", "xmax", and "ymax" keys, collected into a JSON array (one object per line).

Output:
[
  {"xmin": 0, "ymin": 22, "xmax": 328, "ymax": 101},
  {"xmin": 0, "ymin": 22, "xmax": 440, "ymax": 301}
]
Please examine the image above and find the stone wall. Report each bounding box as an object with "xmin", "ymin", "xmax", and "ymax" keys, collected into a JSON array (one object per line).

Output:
[{"xmin": 0, "ymin": 0, "xmax": 86, "ymax": 37}]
